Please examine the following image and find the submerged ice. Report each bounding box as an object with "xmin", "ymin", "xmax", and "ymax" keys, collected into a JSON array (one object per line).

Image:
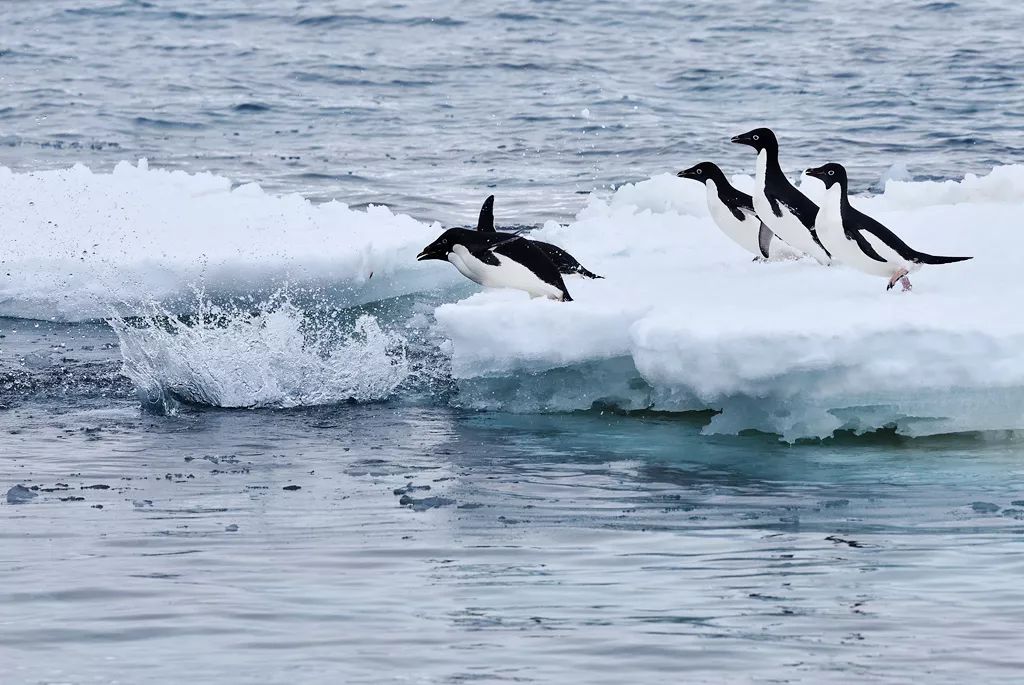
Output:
[{"xmin": 5, "ymin": 161, "xmax": 1024, "ymax": 438}]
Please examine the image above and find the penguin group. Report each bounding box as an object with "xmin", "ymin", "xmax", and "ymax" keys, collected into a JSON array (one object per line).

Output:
[
  {"xmin": 683, "ymin": 127, "xmax": 972, "ymax": 291},
  {"xmin": 418, "ymin": 127, "xmax": 971, "ymax": 300}
]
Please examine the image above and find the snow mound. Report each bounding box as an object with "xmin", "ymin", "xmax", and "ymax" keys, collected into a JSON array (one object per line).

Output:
[
  {"xmin": 0, "ymin": 161, "xmax": 454, "ymax": 320},
  {"xmin": 435, "ymin": 165, "xmax": 1024, "ymax": 440}
]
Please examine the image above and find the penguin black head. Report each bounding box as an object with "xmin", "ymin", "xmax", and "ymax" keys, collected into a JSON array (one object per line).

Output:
[
  {"xmin": 677, "ymin": 161, "xmax": 727, "ymax": 185},
  {"xmin": 730, "ymin": 127, "xmax": 778, "ymax": 152},
  {"xmin": 805, "ymin": 163, "xmax": 848, "ymax": 190},
  {"xmin": 417, "ymin": 227, "xmax": 477, "ymax": 261}
]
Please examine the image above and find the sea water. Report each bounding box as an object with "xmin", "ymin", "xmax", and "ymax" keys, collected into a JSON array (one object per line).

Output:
[{"xmin": 3, "ymin": 1, "xmax": 1024, "ymax": 683}]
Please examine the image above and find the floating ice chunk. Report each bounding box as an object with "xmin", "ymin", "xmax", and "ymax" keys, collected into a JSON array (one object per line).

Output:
[
  {"xmin": 6, "ymin": 485, "xmax": 37, "ymax": 504},
  {"xmin": 434, "ymin": 165, "xmax": 1024, "ymax": 440},
  {"xmin": 0, "ymin": 161, "xmax": 453, "ymax": 321},
  {"xmin": 880, "ymin": 162, "xmax": 912, "ymax": 189}
]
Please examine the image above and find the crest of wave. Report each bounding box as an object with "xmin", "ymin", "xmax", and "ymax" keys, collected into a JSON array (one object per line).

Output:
[{"xmin": 109, "ymin": 293, "xmax": 410, "ymax": 413}]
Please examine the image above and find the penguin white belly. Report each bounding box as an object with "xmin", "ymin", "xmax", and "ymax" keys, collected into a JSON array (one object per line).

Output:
[
  {"xmin": 753, "ymin": 150, "xmax": 829, "ymax": 264},
  {"xmin": 815, "ymin": 197, "xmax": 897, "ymax": 278},
  {"xmin": 752, "ymin": 190, "xmax": 820, "ymax": 259},
  {"xmin": 826, "ymin": 227, "xmax": 896, "ymax": 278},
  {"xmin": 859, "ymin": 232, "xmax": 919, "ymax": 273},
  {"xmin": 448, "ymin": 251, "xmax": 484, "ymax": 285},
  {"xmin": 705, "ymin": 183, "xmax": 761, "ymax": 257},
  {"xmin": 450, "ymin": 244, "xmax": 563, "ymax": 299}
]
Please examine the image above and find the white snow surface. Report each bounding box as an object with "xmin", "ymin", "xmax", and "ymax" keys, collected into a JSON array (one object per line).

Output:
[
  {"xmin": 4, "ymin": 160, "xmax": 1024, "ymax": 439},
  {"xmin": 436, "ymin": 168, "xmax": 1024, "ymax": 440},
  {"xmin": 0, "ymin": 160, "xmax": 453, "ymax": 320}
]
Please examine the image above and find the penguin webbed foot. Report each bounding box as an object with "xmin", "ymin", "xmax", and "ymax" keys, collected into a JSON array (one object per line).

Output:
[{"xmin": 886, "ymin": 269, "xmax": 912, "ymax": 292}]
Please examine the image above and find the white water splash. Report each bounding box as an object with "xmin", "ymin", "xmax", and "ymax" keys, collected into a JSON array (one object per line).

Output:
[{"xmin": 109, "ymin": 296, "xmax": 410, "ymax": 413}]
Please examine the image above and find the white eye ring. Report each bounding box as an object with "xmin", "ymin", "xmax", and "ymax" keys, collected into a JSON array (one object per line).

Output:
[
  {"xmin": 696, "ymin": 169, "xmax": 702, "ymax": 175},
  {"xmin": 828, "ymin": 170, "xmax": 834, "ymax": 176},
  {"xmin": 752, "ymin": 134, "xmax": 760, "ymax": 141}
]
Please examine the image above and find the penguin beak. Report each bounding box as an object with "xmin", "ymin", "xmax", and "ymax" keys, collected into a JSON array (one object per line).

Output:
[
  {"xmin": 416, "ymin": 241, "xmax": 447, "ymax": 261},
  {"xmin": 805, "ymin": 166, "xmax": 825, "ymax": 179},
  {"xmin": 676, "ymin": 166, "xmax": 699, "ymax": 181},
  {"xmin": 730, "ymin": 133, "xmax": 751, "ymax": 146}
]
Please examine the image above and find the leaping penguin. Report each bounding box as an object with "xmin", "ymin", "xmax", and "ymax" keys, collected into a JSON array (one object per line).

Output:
[
  {"xmin": 805, "ymin": 163, "xmax": 971, "ymax": 291},
  {"xmin": 417, "ymin": 227, "xmax": 573, "ymax": 301},
  {"xmin": 677, "ymin": 162, "xmax": 799, "ymax": 261},
  {"xmin": 475, "ymin": 195, "xmax": 602, "ymax": 279},
  {"xmin": 731, "ymin": 128, "xmax": 832, "ymax": 265}
]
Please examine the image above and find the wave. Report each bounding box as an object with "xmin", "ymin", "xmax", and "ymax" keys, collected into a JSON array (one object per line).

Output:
[{"xmin": 108, "ymin": 293, "xmax": 418, "ymax": 414}]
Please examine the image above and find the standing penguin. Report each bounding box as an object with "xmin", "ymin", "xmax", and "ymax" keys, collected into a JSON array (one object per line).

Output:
[
  {"xmin": 677, "ymin": 161, "xmax": 798, "ymax": 261},
  {"xmin": 417, "ymin": 227, "xmax": 573, "ymax": 301},
  {"xmin": 805, "ymin": 162, "xmax": 971, "ymax": 291},
  {"xmin": 731, "ymin": 128, "xmax": 832, "ymax": 265},
  {"xmin": 475, "ymin": 195, "xmax": 602, "ymax": 279}
]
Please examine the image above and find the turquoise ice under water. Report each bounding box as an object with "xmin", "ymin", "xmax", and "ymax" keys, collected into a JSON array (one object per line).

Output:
[{"xmin": 4, "ymin": 0, "xmax": 1024, "ymax": 682}]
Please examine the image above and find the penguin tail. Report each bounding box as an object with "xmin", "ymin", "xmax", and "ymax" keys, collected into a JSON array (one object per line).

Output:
[
  {"xmin": 561, "ymin": 291, "xmax": 573, "ymax": 302},
  {"xmin": 576, "ymin": 266, "xmax": 604, "ymax": 279},
  {"xmin": 914, "ymin": 254, "xmax": 972, "ymax": 265}
]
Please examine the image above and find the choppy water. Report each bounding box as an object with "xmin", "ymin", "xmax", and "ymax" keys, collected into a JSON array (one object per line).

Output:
[
  {"xmin": 3, "ymin": 0, "xmax": 1024, "ymax": 223},
  {"xmin": 5, "ymin": 1, "xmax": 1024, "ymax": 682},
  {"xmin": 5, "ymin": 394, "xmax": 1024, "ymax": 683},
  {"xmin": 4, "ymin": 319, "xmax": 1024, "ymax": 683}
]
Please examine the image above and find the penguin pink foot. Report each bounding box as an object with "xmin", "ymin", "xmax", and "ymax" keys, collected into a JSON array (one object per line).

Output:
[{"xmin": 886, "ymin": 268, "xmax": 910, "ymax": 292}]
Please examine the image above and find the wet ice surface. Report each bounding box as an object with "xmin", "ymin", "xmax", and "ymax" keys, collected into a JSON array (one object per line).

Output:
[{"xmin": 4, "ymin": 402, "xmax": 1024, "ymax": 684}]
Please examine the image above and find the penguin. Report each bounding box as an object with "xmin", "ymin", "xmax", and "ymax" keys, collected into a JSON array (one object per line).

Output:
[
  {"xmin": 417, "ymin": 227, "xmax": 573, "ymax": 301},
  {"xmin": 804, "ymin": 162, "xmax": 971, "ymax": 291},
  {"xmin": 731, "ymin": 128, "xmax": 832, "ymax": 265},
  {"xmin": 475, "ymin": 195, "xmax": 602, "ymax": 279},
  {"xmin": 676, "ymin": 161, "xmax": 799, "ymax": 261}
]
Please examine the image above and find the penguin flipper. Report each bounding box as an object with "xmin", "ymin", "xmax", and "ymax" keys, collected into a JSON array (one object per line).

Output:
[
  {"xmin": 468, "ymin": 244, "xmax": 502, "ymax": 266},
  {"xmin": 476, "ymin": 195, "xmax": 496, "ymax": 232},
  {"xmin": 849, "ymin": 227, "xmax": 888, "ymax": 263},
  {"xmin": 757, "ymin": 221, "xmax": 773, "ymax": 259}
]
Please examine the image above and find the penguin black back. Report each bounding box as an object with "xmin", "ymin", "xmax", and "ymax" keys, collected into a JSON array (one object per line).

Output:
[{"xmin": 470, "ymin": 194, "xmax": 603, "ymax": 279}]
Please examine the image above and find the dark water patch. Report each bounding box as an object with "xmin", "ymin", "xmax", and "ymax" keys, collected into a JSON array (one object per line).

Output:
[
  {"xmin": 231, "ymin": 102, "xmax": 271, "ymax": 113},
  {"xmin": 295, "ymin": 14, "xmax": 465, "ymax": 28},
  {"xmin": 133, "ymin": 116, "xmax": 207, "ymax": 130}
]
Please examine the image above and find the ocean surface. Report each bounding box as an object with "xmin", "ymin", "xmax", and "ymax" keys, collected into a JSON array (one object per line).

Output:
[
  {"xmin": 3, "ymin": 1, "xmax": 1024, "ymax": 683},
  {"xmin": 4, "ymin": 0, "xmax": 1024, "ymax": 224}
]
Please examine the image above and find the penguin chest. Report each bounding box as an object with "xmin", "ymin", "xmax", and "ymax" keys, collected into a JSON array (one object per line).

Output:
[
  {"xmin": 450, "ymin": 245, "xmax": 563, "ymax": 299},
  {"xmin": 705, "ymin": 183, "xmax": 760, "ymax": 256},
  {"xmin": 813, "ymin": 188, "xmax": 847, "ymax": 257},
  {"xmin": 753, "ymin": 190, "xmax": 807, "ymax": 250}
]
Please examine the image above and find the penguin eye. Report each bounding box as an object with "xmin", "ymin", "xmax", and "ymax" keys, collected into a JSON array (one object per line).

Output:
[
  {"xmin": 752, "ymin": 134, "xmax": 760, "ymax": 141},
  {"xmin": 696, "ymin": 169, "xmax": 702, "ymax": 175},
  {"xmin": 828, "ymin": 170, "xmax": 835, "ymax": 176}
]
